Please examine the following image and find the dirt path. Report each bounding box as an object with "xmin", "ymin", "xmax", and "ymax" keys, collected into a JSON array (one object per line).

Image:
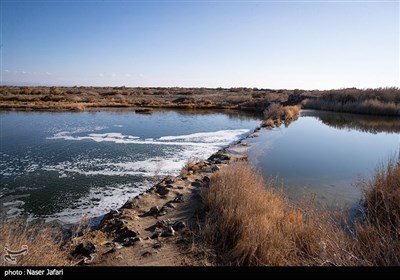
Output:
[{"xmin": 72, "ymin": 141, "xmax": 254, "ymax": 266}]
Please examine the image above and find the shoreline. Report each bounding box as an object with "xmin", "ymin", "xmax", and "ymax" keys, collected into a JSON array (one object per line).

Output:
[{"xmin": 69, "ymin": 123, "xmax": 261, "ymax": 265}]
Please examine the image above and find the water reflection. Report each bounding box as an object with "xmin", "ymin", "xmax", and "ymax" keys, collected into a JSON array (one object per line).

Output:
[
  {"xmin": 247, "ymin": 110, "xmax": 400, "ymax": 211},
  {"xmin": 301, "ymin": 110, "xmax": 400, "ymax": 134}
]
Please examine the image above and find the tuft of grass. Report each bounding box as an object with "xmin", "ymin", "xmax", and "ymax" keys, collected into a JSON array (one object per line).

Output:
[
  {"xmin": 355, "ymin": 157, "xmax": 400, "ymax": 265},
  {"xmin": 0, "ymin": 219, "xmax": 70, "ymax": 266},
  {"xmin": 302, "ymin": 87, "xmax": 400, "ymax": 116},
  {"xmin": 198, "ymin": 162, "xmax": 355, "ymax": 266},
  {"xmin": 262, "ymin": 104, "xmax": 301, "ymax": 128}
]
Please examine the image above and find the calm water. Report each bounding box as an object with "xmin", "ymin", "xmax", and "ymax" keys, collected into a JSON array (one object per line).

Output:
[
  {"xmin": 0, "ymin": 109, "xmax": 261, "ymax": 223},
  {"xmin": 247, "ymin": 110, "xmax": 400, "ymax": 209}
]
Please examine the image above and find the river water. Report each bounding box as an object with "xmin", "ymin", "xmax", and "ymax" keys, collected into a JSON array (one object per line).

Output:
[
  {"xmin": 0, "ymin": 109, "xmax": 261, "ymax": 223},
  {"xmin": 247, "ymin": 110, "xmax": 400, "ymax": 210}
]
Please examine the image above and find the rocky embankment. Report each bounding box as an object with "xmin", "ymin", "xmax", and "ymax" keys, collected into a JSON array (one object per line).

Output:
[{"xmin": 71, "ymin": 129, "xmax": 259, "ymax": 266}]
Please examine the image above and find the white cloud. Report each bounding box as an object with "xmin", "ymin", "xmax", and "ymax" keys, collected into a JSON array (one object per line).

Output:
[
  {"xmin": 125, "ymin": 73, "xmax": 132, "ymax": 77},
  {"xmin": 46, "ymin": 72, "xmax": 52, "ymax": 76},
  {"xmin": 111, "ymin": 73, "xmax": 117, "ymax": 78},
  {"xmin": 139, "ymin": 73, "xmax": 145, "ymax": 78},
  {"xmin": 98, "ymin": 73, "xmax": 105, "ymax": 77},
  {"xmin": 4, "ymin": 69, "xmax": 9, "ymax": 73}
]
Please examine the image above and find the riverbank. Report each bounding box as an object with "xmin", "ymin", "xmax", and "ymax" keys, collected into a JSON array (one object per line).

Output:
[
  {"xmin": 68, "ymin": 131, "xmax": 256, "ymax": 266},
  {"xmin": 1, "ymin": 107, "xmax": 399, "ymax": 266},
  {"xmin": 67, "ymin": 117, "xmax": 400, "ymax": 266},
  {"xmin": 1, "ymin": 86, "xmax": 399, "ymax": 116}
]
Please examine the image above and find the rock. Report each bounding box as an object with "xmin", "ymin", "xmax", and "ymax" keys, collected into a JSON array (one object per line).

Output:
[
  {"xmin": 211, "ymin": 165, "xmax": 220, "ymax": 172},
  {"xmin": 158, "ymin": 208, "xmax": 167, "ymax": 216},
  {"xmin": 178, "ymin": 186, "xmax": 184, "ymax": 189},
  {"xmin": 202, "ymin": 176, "xmax": 210, "ymax": 183},
  {"xmin": 209, "ymin": 153, "xmax": 230, "ymax": 162},
  {"xmin": 172, "ymin": 194, "xmax": 184, "ymax": 203},
  {"xmin": 164, "ymin": 202, "xmax": 175, "ymax": 209},
  {"xmin": 153, "ymin": 242, "xmax": 162, "ymax": 249},
  {"xmin": 201, "ymin": 167, "xmax": 214, "ymax": 173},
  {"xmin": 181, "ymin": 176, "xmax": 188, "ymax": 180},
  {"xmin": 155, "ymin": 185, "xmax": 169, "ymax": 196},
  {"xmin": 74, "ymin": 241, "xmax": 96, "ymax": 257},
  {"xmin": 113, "ymin": 220, "xmax": 125, "ymax": 229},
  {"xmin": 161, "ymin": 226, "xmax": 175, "ymax": 237},
  {"xmin": 191, "ymin": 181, "xmax": 203, "ymax": 188},
  {"xmin": 151, "ymin": 229, "xmax": 162, "ymax": 239},
  {"xmin": 148, "ymin": 206, "xmax": 160, "ymax": 215},
  {"xmin": 142, "ymin": 251, "xmax": 152, "ymax": 257},
  {"xmin": 166, "ymin": 184, "xmax": 174, "ymax": 189},
  {"xmin": 102, "ymin": 247, "xmax": 116, "ymax": 255},
  {"xmin": 117, "ymin": 227, "xmax": 138, "ymax": 239},
  {"xmin": 155, "ymin": 220, "xmax": 169, "ymax": 228},
  {"xmin": 172, "ymin": 221, "xmax": 186, "ymax": 231},
  {"xmin": 122, "ymin": 236, "xmax": 141, "ymax": 247},
  {"xmin": 164, "ymin": 177, "xmax": 175, "ymax": 185},
  {"xmin": 83, "ymin": 253, "xmax": 96, "ymax": 264}
]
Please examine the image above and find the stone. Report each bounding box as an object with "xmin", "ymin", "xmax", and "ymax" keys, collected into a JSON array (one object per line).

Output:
[
  {"xmin": 191, "ymin": 181, "xmax": 203, "ymax": 188},
  {"xmin": 151, "ymin": 229, "xmax": 162, "ymax": 239},
  {"xmin": 201, "ymin": 167, "xmax": 214, "ymax": 173},
  {"xmin": 155, "ymin": 185, "xmax": 169, "ymax": 196},
  {"xmin": 172, "ymin": 194, "xmax": 184, "ymax": 203},
  {"xmin": 202, "ymin": 176, "xmax": 210, "ymax": 183},
  {"xmin": 211, "ymin": 166, "xmax": 220, "ymax": 172},
  {"xmin": 122, "ymin": 236, "xmax": 141, "ymax": 247},
  {"xmin": 155, "ymin": 220, "xmax": 169, "ymax": 228},
  {"xmin": 172, "ymin": 221, "xmax": 186, "ymax": 230},
  {"xmin": 166, "ymin": 184, "xmax": 174, "ymax": 189},
  {"xmin": 74, "ymin": 241, "xmax": 96, "ymax": 257},
  {"xmin": 117, "ymin": 227, "xmax": 138, "ymax": 239},
  {"xmin": 148, "ymin": 206, "xmax": 160, "ymax": 215},
  {"xmin": 113, "ymin": 220, "xmax": 125, "ymax": 229},
  {"xmin": 164, "ymin": 178, "xmax": 174, "ymax": 185},
  {"xmin": 164, "ymin": 202, "xmax": 175, "ymax": 209},
  {"xmin": 141, "ymin": 251, "xmax": 152, "ymax": 257},
  {"xmin": 153, "ymin": 242, "xmax": 162, "ymax": 249},
  {"xmin": 161, "ymin": 226, "xmax": 175, "ymax": 237}
]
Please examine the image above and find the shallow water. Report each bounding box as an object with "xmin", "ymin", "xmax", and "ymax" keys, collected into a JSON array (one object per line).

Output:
[
  {"xmin": 0, "ymin": 109, "xmax": 261, "ymax": 223},
  {"xmin": 247, "ymin": 110, "xmax": 400, "ymax": 210}
]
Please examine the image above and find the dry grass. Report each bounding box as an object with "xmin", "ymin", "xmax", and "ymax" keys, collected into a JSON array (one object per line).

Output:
[
  {"xmin": 302, "ymin": 87, "xmax": 400, "ymax": 116},
  {"xmin": 0, "ymin": 219, "xmax": 71, "ymax": 266},
  {"xmin": 262, "ymin": 104, "xmax": 301, "ymax": 128},
  {"xmin": 1, "ymin": 86, "xmax": 399, "ymax": 116},
  {"xmin": 355, "ymin": 157, "xmax": 400, "ymax": 265},
  {"xmin": 197, "ymin": 159, "xmax": 400, "ymax": 266},
  {"xmin": 198, "ymin": 162, "xmax": 356, "ymax": 266},
  {"xmin": 181, "ymin": 159, "xmax": 207, "ymax": 177}
]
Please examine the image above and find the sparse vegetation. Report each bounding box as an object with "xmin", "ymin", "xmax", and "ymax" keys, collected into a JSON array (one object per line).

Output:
[
  {"xmin": 0, "ymin": 219, "xmax": 70, "ymax": 266},
  {"xmin": 355, "ymin": 157, "xmax": 400, "ymax": 265},
  {"xmin": 1, "ymin": 86, "xmax": 399, "ymax": 116},
  {"xmin": 302, "ymin": 87, "xmax": 400, "ymax": 116},
  {"xmin": 196, "ymin": 159, "xmax": 400, "ymax": 266},
  {"xmin": 262, "ymin": 103, "xmax": 301, "ymax": 127}
]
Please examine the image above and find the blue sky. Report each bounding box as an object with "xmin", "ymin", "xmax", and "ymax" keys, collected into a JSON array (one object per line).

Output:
[{"xmin": 1, "ymin": 0, "xmax": 399, "ymax": 89}]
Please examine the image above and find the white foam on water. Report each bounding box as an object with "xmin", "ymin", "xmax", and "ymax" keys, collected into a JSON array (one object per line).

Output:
[
  {"xmin": 6, "ymin": 128, "xmax": 252, "ymax": 223},
  {"xmin": 47, "ymin": 129, "xmax": 251, "ymax": 147},
  {"xmin": 44, "ymin": 182, "xmax": 150, "ymax": 224}
]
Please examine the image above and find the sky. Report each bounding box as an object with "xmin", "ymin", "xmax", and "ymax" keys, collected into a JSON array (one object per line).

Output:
[{"xmin": 0, "ymin": 0, "xmax": 399, "ymax": 89}]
